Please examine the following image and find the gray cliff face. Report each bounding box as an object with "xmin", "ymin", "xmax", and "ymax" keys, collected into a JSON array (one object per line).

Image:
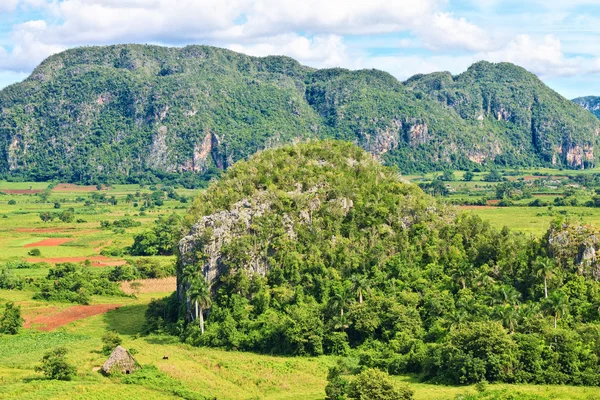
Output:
[
  {"xmin": 547, "ymin": 223, "xmax": 600, "ymax": 279},
  {"xmin": 178, "ymin": 195, "xmax": 274, "ymax": 286},
  {"xmin": 177, "ymin": 185, "xmax": 357, "ymax": 305}
]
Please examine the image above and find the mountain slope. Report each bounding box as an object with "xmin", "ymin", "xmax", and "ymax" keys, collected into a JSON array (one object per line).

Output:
[
  {"xmin": 0, "ymin": 45, "xmax": 598, "ymax": 184},
  {"xmin": 405, "ymin": 62, "xmax": 600, "ymax": 169},
  {"xmin": 573, "ymin": 96, "xmax": 600, "ymax": 119}
]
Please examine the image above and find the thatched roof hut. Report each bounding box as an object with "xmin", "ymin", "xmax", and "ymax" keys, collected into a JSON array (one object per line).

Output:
[{"xmin": 101, "ymin": 345, "xmax": 139, "ymax": 375}]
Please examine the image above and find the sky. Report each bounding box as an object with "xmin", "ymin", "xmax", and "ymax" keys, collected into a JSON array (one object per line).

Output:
[{"xmin": 1, "ymin": 0, "xmax": 600, "ymax": 99}]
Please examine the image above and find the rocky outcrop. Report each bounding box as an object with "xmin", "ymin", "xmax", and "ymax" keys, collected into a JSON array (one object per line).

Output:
[
  {"xmin": 547, "ymin": 222, "xmax": 600, "ymax": 279},
  {"xmin": 178, "ymin": 195, "xmax": 274, "ymax": 286}
]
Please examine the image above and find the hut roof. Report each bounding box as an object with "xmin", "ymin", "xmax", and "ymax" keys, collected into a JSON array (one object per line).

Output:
[{"xmin": 101, "ymin": 345, "xmax": 139, "ymax": 375}]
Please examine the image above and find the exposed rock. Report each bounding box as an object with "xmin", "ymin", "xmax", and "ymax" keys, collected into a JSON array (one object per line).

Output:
[{"xmin": 547, "ymin": 222, "xmax": 600, "ymax": 279}]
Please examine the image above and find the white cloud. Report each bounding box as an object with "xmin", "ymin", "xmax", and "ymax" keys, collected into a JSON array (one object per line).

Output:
[
  {"xmin": 228, "ymin": 34, "xmax": 347, "ymax": 68},
  {"xmin": 485, "ymin": 35, "xmax": 580, "ymax": 77},
  {"xmin": 0, "ymin": 0, "xmax": 19, "ymax": 12},
  {"xmin": 418, "ymin": 13, "xmax": 491, "ymax": 52}
]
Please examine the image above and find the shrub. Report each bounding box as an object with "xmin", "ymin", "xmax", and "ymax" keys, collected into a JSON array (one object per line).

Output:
[
  {"xmin": 35, "ymin": 347, "xmax": 76, "ymax": 380},
  {"xmin": 58, "ymin": 211, "xmax": 74, "ymax": 223},
  {"xmin": 348, "ymin": 368, "xmax": 413, "ymax": 400},
  {"xmin": 28, "ymin": 248, "xmax": 41, "ymax": 257},
  {"xmin": 0, "ymin": 302, "xmax": 23, "ymax": 334},
  {"xmin": 7, "ymin": 199, "xmax": 16, "ymax": 205},
  {"xmin": 102, "ymin": 332, "xmax": 122, "ymax": 355}
]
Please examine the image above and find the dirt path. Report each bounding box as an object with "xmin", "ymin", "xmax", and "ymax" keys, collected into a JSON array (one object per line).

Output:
[
  {"xmin": 23, "ymin": 304, "xmax": 123, "ymax": 331},
  {"xmin": 24, "ymin": 238, "xmax": 73, "ymax": 247}
]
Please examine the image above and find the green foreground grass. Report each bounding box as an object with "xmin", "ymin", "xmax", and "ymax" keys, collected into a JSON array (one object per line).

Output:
[{"xmin": 2, "ymin": 289, "xmax": 600, "ymax": 400}]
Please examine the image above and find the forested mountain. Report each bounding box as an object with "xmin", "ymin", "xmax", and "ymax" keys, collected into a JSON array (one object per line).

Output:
[
  {"xmin": 0, "ymin": 44, "xmax": 598, "ymax": 184},
  {"xmin": 573, "ymin": 96, "xmax": 600, "ymax": 119},
  {"xmin": 167, "ymin": 141, "xmax": 600, "ymax": 386}
]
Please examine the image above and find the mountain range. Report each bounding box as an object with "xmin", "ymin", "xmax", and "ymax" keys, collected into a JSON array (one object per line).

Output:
[{"xmin": 0, "ymin": 44, "xmax": 599, "ymax": 184}]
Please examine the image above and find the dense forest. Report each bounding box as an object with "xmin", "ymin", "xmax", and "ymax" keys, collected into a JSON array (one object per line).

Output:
[
  {"xmin": 0, "ymin": 45, "xmax": 599, "ymax": 186},
  {"xmin": 145, "ymin": 141, "xmax": 600, "ymax": 387}
]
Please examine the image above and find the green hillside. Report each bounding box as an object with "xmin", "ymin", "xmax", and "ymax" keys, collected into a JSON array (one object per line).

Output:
[
  {"xmin": 174, "ymin": 141, "xmax": 600, "ymax": 388},
  {"xmin": 573, "ymin": 96, "xmax": 600, "ymax": 119},
  {"xmin": 0, "ymin": 45, "xmax": 598, "ymax": 185}
]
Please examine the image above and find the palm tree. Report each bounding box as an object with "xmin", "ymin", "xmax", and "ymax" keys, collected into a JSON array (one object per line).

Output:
[
  {"xmin": 494, "ymin": 285, "xmax": 521, "ymax": 308},
  {"xmin": 452, "ymin": 262, "xmax": 474, "ymax": 290},
  {"xmin": 543, "ymin": 290, "xmax": 569, "ymax": 329},
  {"xmin": 350, "ymin": 275, "xmax": 370, "ymax": 304},
  {"xmin": 188, "ymin": 277, "xmax": 212, "ymax": 334},
  {"xmin": 495, "ymin": 304, "xmax": 518, "ymax": 333},
  {"xmin": 447, "ymin": 309, "xmax": 468, "ymax": 329},
  {"xmin": 332, "ymin": 283, "xmax": 351, "ymax": 318},
  {"xmin": 535, "ymin": 257, "xmax": 556, "ymax": 299}
]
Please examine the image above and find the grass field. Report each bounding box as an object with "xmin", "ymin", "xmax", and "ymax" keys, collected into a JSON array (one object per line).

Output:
[{"xmin": 2, "ymin": 179, "xmax": 600, "ymax": 399}]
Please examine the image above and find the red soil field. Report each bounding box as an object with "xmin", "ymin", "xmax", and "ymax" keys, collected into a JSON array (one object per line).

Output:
[
  {"xmin": 26, "ymin": 255, "xmax": 127, "ymax": 267},
  {"xmin": 487, "ymin": 199, "xmax": 500, "ymax": 205},
  {"xmin": 24, "ymin": 238, "xmax": 73, "ymax": 247},
  {"xmin": 23, "ymin": 304, "xmax": 123, "ymax": 331}
]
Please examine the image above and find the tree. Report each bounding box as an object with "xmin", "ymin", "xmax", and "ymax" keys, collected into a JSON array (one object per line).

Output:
[
  {"xmin": 351, "ymin": 275, "xmax": 370, "ymax": 304},
  {"xmin": 58, "ymin": 211, "xmax": 74, "ymax": 223},
  {"xmin": 494, "ymin": 304, "xmax": 518, "ymax": 334},
  {"xmin": 0, "ymin": 302, "xmax": 23, "ymax": 334},
  {"xmin": 35, "ymin": 347, "xmax": 76, "ymax": 381},
  {"xmin": 463, "ymin": 171, "xmax": 474, "ymax": 181},
  {"xmin": 40, "ymin": 212, "xmax": 54, "ymax": 223},
  {"xmin": 183, "ymin": 264, "xmax": 212, "ymax": 334},
  {"xmin": 438, "ymin": 170, "xmax": 455, "ymax": 182},
  {"xmin": 535, "ymin": 256, "xmax": 556, "ymax": 299},
  {"xmin": 543, "ymin": 290, "xmax": 569, "ymax": 329},
  {"xmin": 348, "ymin": 368, "xmax": 413, "ymax": 400}
]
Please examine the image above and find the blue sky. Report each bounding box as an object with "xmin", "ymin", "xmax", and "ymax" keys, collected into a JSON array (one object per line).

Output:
[{"xmin": 1, "ymin": 0, "xmax": 600, "ymax": 99}]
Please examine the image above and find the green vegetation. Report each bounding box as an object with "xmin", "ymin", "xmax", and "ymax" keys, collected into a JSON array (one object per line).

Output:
[
  {"xmin": 0, "ymin": 302, "xmax": 23, "ymax": 334},
  {"xmin": 1, "ymin": 46, "xmax": 598, "ymax": 185},
  {"xmin": 35, "ymin": 346, "xmax": 77, "ymax": 381},
  {"xmin": 168, "ymin": 141, "xmax": 600, "ymax": 388}
]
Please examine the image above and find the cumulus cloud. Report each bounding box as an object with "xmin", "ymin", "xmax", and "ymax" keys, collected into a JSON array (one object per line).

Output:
[
  {"xmin": 0, "ymin": 0, "xmax": 599, "ymax": 97},
  {"xmin": 0, "ymin": 0, "xmax": 491, "ymax": 72},
  {"xmin": 418, "ymin": 13, "xmax": 491, "ymax": 52},
  {"xmin": 228, "ymin": 34, "xmax": 347, "ymax": 67},
  {"xmin": 485, "ymin": 35, "xmax": 580, "ymax": 77}
]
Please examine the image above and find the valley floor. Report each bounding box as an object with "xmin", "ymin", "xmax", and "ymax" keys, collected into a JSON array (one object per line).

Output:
[{"xmin": 2, "ymin": 288, "xmax": 600, "ymax": 400}]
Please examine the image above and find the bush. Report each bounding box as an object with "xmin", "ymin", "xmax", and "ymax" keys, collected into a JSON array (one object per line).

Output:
[
  {"xmin": 129, "ymin": 214, "xmax": 182, "ymax": 256},
  {"xmin": 28, "ymin": 248, "xmax": 41, "ymax": 256},
  {"xmin": 7, "ymin": 199, "xmax": 16, "ymax": 205},
  {"xmin": 35, "ymin": 347, "xmax": 76, "ymax": 380},
  {"xmin": 348, "ymin": 368, "xmax": 413, "ymax": 400},
  {"xmin": 33, "ymin": 263, "xmax": 124, "ymax": 304},
  {"xmin": 58, "ymin": 211, "xmax": 74, "ymax": 223},
  {"xmin": 102, "ymin": 332, "xmax": 122, "ymax": 355},
  {"xmin": 0, "ymin": 302, "xmax": 23, "ymax": 334}
]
